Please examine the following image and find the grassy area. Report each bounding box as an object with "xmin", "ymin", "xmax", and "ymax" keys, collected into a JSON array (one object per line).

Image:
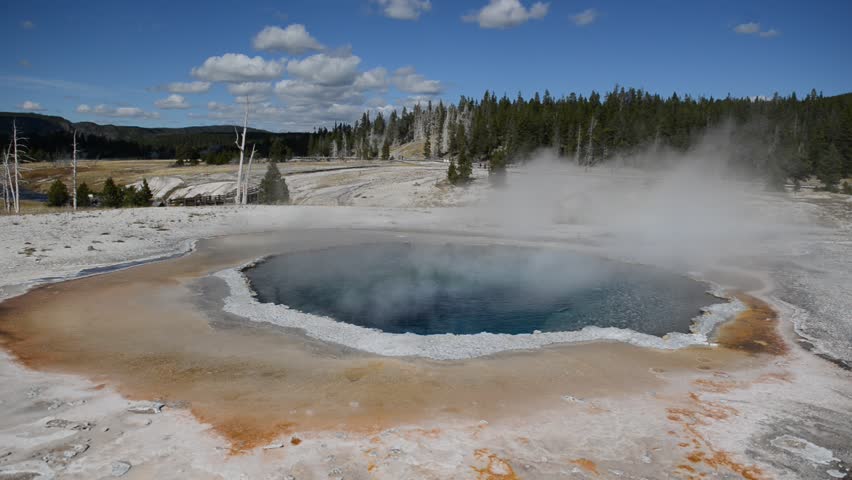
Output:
[
  {"xmin": 20, "ymin": 159, "xmax": 394, "ymax": 194},
  {"xmin": 21, "ymin": 160, "xmax": 239, "ymax": 193}
]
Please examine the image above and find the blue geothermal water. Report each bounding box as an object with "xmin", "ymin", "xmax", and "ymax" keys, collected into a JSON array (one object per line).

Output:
[{"xmin": 245, "ymin": 244, "xmax": 717, "ymax": 336}]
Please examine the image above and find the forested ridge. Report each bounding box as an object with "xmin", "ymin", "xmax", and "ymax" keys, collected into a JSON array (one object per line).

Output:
[
  {"xmin": 3, "ymin": 87, "xmax": 851, "ymax": 190},
  {"xmin": 0, "ymin": 112, "xmax": 310, "ymax": 162},
  {"xmin": 308, "ymin": 87, "xmax": 852, "ymax": 189}
]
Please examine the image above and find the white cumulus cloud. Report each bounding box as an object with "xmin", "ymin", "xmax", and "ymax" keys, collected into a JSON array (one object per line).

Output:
[
  {"xmin": 373, "ymin": 0, "xmax": 432, "ymax": 20},
  {"xmin": 571, "ymin": 8, "xmax": 598, "ymax": 26},
  {"xmin": 191, "ymin": 54, "xmax": 284, "ymax": 82},
  {"xmin": 274, "ymin": 79, "xmax": 362, "ymax": 105},
  {"xmin": 463, "ymin": 0, "xmax": 549, "ymax": 29},
  {"xmin": 391, "ymin": 66, "xmax": 442, "ymax": 94},
  {"xmin": 227, "ymin": 81, "xmax": 273, "ymax": 96},
  {"xmin": 18, "ymin": 100, "xmax": 44, "ymax": 111},
  {"xmin": 253, "ymin": 24, "xmax": 324, "ymax": 54},
  {"xmin": 734, "ymin": 22, "xmax": 760, "ymax": 34},
  {"xmin": 155, "ymin": 94, "xmax": 190, "ymax": 109},
  {"xmin": 354, "ymin": 67, "xmax": 389, "ymax": 91},
  {"xmin": 77, "ymin": 104, "xmax": 159, "ymax": 119},
  {"xmin": 194, "ymin": 98, "xmax": 367, "ymax": 132},
  {"xmin": 287, "ymin": 53, "xmax": 362, "ymax": 86},
  {"xmin": 165, "ymin": 81, "xmax": 211, "ymax": 94},
  {"xmin": 734, "ymin": 22, "xmax": 779, "ymax": 38},
  {"xmin": 207, "ymin": 101, "xmax": 233, "ymax": 112}
]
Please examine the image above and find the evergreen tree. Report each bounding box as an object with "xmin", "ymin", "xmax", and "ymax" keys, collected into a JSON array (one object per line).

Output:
[
  {"xmin": 11, "ymin": 86, "xmax": 852, "ymax": 185},
  {"xmin": 489, "ymin": 150, "xmax": 508, "ymax": 186},
  {"xmin": 765, "ymin": 148, "xmax": 788, "ymax": 191},
  {"xmin": 101, "ymin": 177, "xmax": 123, "ymax": 208},
  {"xmin": 818, "ymin": 144, "xmax": 843, "ymax": 192},
  {"xmin": 454, "ymin": 122, "xmax": 467, "ymax": 158},
  {"xmin": 47, "ymin": 179, "xmax": 69, "ymax": 207},
  {"xmin": 435, "ymin": 102, "xmax": 446, "ymax": 156},
  {"xmin": 122, "ymin": 186, "xmax": 137, "ymax": 207},
  {"xmin": 424, "ymin": 126, "xmax": 431, "ymax": 158},
  {"xmin": 381, "ymin": 140, "xmax": 390, "ymax": 160},
  {"xmin": 448, "ymin": 119, "xmax": 458, "ymax": 156},
  {"xmin": 76, "ymin": 182, "xmax": 92, "ymax": 207},
  {"xmin": 259, "ymin": 162, "xmax": 290, "ymax": 204},
  {"xmin": 457, "ymin": 145, "xmax": 473, "ymax": 183},
  {"xmin": 269, "ymin": 137, "xmax": 287, "ymax": 162},
  {"xmin": 447, "ymin": 161, "xmax": 459, "ymax": 185},
  {"xmin": 138, "ymin": 178, "xmax": 153, "ymax": 206},
  {"xmin": 175, "ymin": 145, "xmax": 197, "ymax": 164}
]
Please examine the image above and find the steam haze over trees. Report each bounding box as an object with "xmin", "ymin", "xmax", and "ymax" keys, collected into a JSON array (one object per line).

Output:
[{"xmin": 306, "ymin": 89, "xmax": 852, "ymax": 188}]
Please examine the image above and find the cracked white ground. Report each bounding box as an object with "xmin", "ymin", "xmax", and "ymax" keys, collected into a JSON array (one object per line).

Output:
[{"xmin": 0, "ymin": 163, "xmax": 850, "ymax": 479}]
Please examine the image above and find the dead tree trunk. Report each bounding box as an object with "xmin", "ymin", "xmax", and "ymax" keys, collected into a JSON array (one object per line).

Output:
[
  {"xmin": 242, "ymin": 144, "xmax": 256, "ymax": 205},
  {"xmin": 1, "ymin": 145, "xmax": 11, "ymax": 213},
  {"xmin": 72, "ymin": 129, "xmax": 79, "ymax": 211},
  {"xmin": 234, "ymin": 100, "xmax": 250, "ymax": 205},
  {"xmin": 585, "ymin": 116, "xmax": 597, "ymax": 170},
  {"xmin": 11, "ymin": 121, "xmax": 21, "ymax": 214},
  {"xmin": 574, "ymin": 123, "xmax": 582, "ymax": 165}
]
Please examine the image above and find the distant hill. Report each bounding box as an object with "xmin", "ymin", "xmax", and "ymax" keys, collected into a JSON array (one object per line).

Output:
[
  {"xmin": 0, "ymin": 112, "xmax": 273, "ymax": 141},
  {"xmin": 0, "ymin": 112, "xmax": 309, "ymax": 160},
  {"xmin": 0, "ymin": 112, "xmax": 73, "ymax": 136}
]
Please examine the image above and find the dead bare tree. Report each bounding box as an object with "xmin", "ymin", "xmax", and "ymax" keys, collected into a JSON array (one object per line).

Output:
[
  {"xmin": 234, "ymin": 99, "xmax": 250, "ymax": 205},
  {"xmin": 574, "ymin": 123, "xmax": 582, "ymax": 165},
  {"xmin": 242, "ymin": 143, "xmax": 256, "ymax": 205},
  {"xmin": 72, "ymin": 129, "xmax": 79, "ymax": 210},
  {"xmin": 2, "ymin": 145, "xmax": 11, "ymax": 213},
  {"xmin": 10, "ymin": 121, "xmax": 25, "ymax": 214},
  {"xmin": 585, "ymin": 116, "xmax": 598, "ymax": 170}
]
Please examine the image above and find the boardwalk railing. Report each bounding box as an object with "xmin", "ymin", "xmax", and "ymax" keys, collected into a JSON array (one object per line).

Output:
[{"xmin": 167, "ymin": 188, "xmax": 259, "ymax": 206}]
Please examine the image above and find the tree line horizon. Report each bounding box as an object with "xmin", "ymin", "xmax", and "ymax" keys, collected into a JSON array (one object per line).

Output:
[
  {"xmin": 307, "ymin": 87, "xmax": 851, "ymax": 190},
  {"xmin": 3, "ymin": 86, "xmax": 851, "ymax": 191}
]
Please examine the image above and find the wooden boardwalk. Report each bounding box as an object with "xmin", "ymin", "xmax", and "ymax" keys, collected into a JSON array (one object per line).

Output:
[{"xmin": 167, "ymin": 188, "xmax": 259, "ymax": 206}]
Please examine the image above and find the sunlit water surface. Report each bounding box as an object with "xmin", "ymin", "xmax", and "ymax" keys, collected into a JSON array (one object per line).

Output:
[{"xmin": 246, "ymin": 244, "xmax": 718, "ymax": 336}]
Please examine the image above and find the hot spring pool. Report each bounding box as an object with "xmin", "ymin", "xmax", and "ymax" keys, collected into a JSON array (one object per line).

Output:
[{"xmin": 244, "ymin": 244, "xmax": 718, "ymax": 337}]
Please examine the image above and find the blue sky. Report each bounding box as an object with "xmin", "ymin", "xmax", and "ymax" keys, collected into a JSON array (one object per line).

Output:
[{"xmin": 2, "ymin": 0, "xmax": 850, "ymax": 132}]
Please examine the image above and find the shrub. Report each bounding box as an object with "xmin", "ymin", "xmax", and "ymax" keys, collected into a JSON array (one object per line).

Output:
[
  {"xmin": 447, "ymin": 161, "xmax": 458, "ymax": 184},
  {"xmin": 259, "ymin": 162, "xmax": 290, "ymax": 204},
  {"xmin": 47, "ymin": 179, "xmax": 69, "ymax": 207},
  {"xmin": 137, "ymin": 178, "xmax": 153, "ymax": 206},
  {"xmin": 77, "ymin": 182, "xmax": 92, "ymax": 207},
  {"xmin": 120, "ymin": 179, "xmax": 153, "ymax": 207},
  {"xmin": 204, "ymin": 150, "xmax": 235, "ymax": 165},
  {"xmin": 175, "ymin": 145, "xmax": 198, "ymax": 165},
  {"xmin": 122, "ymin": 186, "xmax": 139, "ymax": 207},
  {"xmin": 101, "ymin": 177, "xmax": 124, "ymax": 208},
  {"xmin": 456, "ymin": 148, "xmax": 472, "ymax": 184}
]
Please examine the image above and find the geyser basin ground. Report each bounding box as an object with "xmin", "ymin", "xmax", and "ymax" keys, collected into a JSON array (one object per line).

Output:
[
  {"xmin": 0, "ymin": 229, "xmax": 765, "ymax": 455},
  {"xmin": 246, "ymin": 244, "xmax": 718, "ymax": 336}
]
